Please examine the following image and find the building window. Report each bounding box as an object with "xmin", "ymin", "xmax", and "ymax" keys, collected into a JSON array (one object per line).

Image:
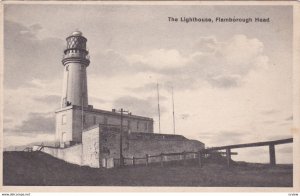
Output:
[
  {"xmin": 62, "ymin": 114, "xmax": 67, "ymax": 125},
  {"xmin": 137, "ymin": 121, "xmax": 139, "ymax": 131}
]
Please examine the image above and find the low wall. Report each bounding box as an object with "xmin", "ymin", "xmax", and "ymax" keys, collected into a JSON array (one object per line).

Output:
[
  {"xmin": 34, "ymin": 144, "xmax": 83, "ymax": 166},
  {"xmin": 36, "ymin": 126, "xmax": 205, "ymax": 169},
  {"xmin": 99, "ymin": 130, "xmax": 205, "ymax": 162}
]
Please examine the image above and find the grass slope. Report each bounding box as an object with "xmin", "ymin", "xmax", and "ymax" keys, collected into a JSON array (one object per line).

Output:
[{"xmin": 3, "ymin": 151, "xmax": 293, "ymax": 187}]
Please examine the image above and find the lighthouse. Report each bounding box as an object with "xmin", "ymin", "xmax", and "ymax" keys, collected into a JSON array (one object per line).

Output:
[
  {"xmin": 29, "ymin": 26, "xmax": 204, "ymax": 169},
  {"xmin": 49, "ymin": 31, "xmax": 203, "ymax": 167},
  {"xmin": 55, "ymin": 31, "xmax": 154, "ymax": 147},
  {"xmin": 61, "ymin": 31, "xmax": 90, "ymax": 108}
]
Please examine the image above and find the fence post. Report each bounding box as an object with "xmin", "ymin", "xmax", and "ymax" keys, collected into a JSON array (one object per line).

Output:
[
  {"xmin": 226, "ymin": 148, "xmax": 231, "ymax": 168},
  {"xmin": 198, "ymin": 151, "xmax": 203, "ymax": 168},
  {"xmin": 146, "ymin": 154, "xmax": 149, "ymax": 166},
  {"xmin": 160, "ymin": 153, "xmax": 164, "ymax": 167},
  {"xmin": 269, "ymin": 144, "xmax": 276, "ymax": 166}
]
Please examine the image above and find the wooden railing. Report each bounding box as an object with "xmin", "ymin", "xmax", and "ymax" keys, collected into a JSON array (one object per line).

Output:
[
  {"xmin": 113, "ymin": 150, "xmax": 237, "ymax": 168},
  {"xmin": 23, "ymin": 147, "xmax": 33, "ymax": 152},
  {"xmin": 205, "ymin": 138, "xmax": 293, "ymax": 167}
]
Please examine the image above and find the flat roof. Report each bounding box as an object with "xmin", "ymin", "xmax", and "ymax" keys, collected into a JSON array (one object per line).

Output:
[
  {"xmin": 56, "ymin": 105, "xmax": 153, "ymax": 121},
  {"xmin": 83, "ymin": 124, "xmax": 201, "ymax": 142}
]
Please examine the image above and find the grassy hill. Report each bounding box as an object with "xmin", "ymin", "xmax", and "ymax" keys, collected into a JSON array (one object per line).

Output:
[{"xmin": 3, "ymin": 151, "xmax": 293, "ymax": 187}]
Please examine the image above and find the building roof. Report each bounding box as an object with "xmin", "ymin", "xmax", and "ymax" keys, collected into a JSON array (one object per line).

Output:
[
  {"xmin": 71, "ymin": 31, "xmax": 82, "ymax": 36},
  {"xmin": 56, "ymin": 105, "xmax": 153, "ymax": 121},
  {"xmin": 82, "ymin": 124, "xmax": 204, "ymax": 144}
]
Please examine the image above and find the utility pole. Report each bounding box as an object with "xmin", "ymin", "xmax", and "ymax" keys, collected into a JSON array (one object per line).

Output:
[
  {"xmin": 172, "ymin": 86, "xmax": 176, "ymax": 135},
  {"xmin": 157, "ymin": 83, "xmax": 161, "ymax": 134},
  {"xmin": 118, "ymin": 108, "xmax": 129, "ymax": 167}
]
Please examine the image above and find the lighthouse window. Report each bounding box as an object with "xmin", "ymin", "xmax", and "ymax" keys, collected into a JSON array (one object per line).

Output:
[{"xmin": 62, "ymin": 114, "xmax": 67, "ymax": 125}]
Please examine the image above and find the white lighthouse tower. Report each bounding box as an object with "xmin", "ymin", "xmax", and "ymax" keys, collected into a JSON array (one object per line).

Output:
[
  {"xmin": 55, "ymin": 31, "xmax": 90, "ymax": 146},
  {"xmin": 61, "ymin": 31, "xmax": 90, "ymax": 108}
]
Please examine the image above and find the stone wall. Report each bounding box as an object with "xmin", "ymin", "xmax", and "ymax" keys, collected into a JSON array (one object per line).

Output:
[
  {"xmin": 82, "ymin": 126, "xmax": 100, "ymax": 168},
  {"xmin": 45, "ymin": 124, "xmax": 205, "ymax": 168},
  {"xmin": 99, "ymin": 129, "xmax": 121, "ymax": 165},
  {"xmin": 38, "ymin": 144, "xmax": 83, "ymax": 165},
  {"xmin": 93, "ymin": 126, "xmax": 205, "ymax": 166},
  {"xmin": 125, "ymin": 134, "xmax": 203, "ymax": 157}
]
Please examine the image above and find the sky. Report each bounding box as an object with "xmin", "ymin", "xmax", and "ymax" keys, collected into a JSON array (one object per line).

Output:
[{"xmin": 3, "ymin": 4, "xmax": 293, "ymax": 163}]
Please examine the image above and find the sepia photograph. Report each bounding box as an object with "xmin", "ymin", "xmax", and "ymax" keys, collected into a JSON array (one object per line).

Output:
[{"xmin": 1, "ymin": 1, "xmax": 299, "ymax": 191}]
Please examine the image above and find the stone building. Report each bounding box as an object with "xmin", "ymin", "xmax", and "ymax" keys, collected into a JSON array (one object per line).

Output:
[{"xmin": 37, "ymin": 31, "xmax": 204, "ymax": 168}]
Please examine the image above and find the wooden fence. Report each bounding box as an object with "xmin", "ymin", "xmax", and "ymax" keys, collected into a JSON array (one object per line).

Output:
[
  {"xmin": 113, "ymin": 150, "xmax": 237, "ymax": 168},
  {"xmin": 113, "ymin": 138, "xmax": 293, "ymax": 168}
]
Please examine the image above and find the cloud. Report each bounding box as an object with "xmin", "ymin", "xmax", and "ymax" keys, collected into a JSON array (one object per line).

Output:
[
  {"xmin": 4, "ymin": 78, "xmax": 61, "ymax": 129},
  {"xmin": 128, "ymin": 49, "xmax": 188, "ymax": 70},
  {"xmin": 29, "ymin": 23, "xmax": 43, "ymax": 32},
  {"xmin": 87, "ymin": 34, "xmax": 269, "ymax": 91},
  {"xmin": 89, "ymin": 49, "xmax": 133, "ymax": 77},
  {"xmin": 4, "ymin": 20, "xmax": 64, "ymax": 88},
  {"xmin": 112, "ymin": 96, "xmax": 166, "ymax": 117},
  {"xmin": 200, "ymin": 130, "xmax": 248, "ymax": 147},
  {"xmin": 126, "ymin": 83, "xmax": 158, "ymax": 92},
  {"xmin": 278, "ymin": 122, "xmax": 291, "ymax": 127},
  {"xmin": 180, "ymin": 113, "xmax": 190, "ymax": 120},
  {"xmin": 125, "ymin": 34, "xmax": 269, "ymax": 90},
  {"xmin": 285, "ymin": 115, "xmax": 293, "ymax": 121},
  {"xmin": 240, "ymin": 147, "xmax": 268, "ymax": 155},
  {"xmin": 127, "ymin": 82, "xmax": 176, "ymax": 94},
  {"xmin": 277, "ymin": 145, "xmax": 292, "ymax": 154},
  {"xmin": 261, "ymin": 120, "xmax": 276, "ymax": 125},
  {"xmin": 4, "ymin": 133, "xmax": 55, "ymax": 149},
  {"xmin": 192, "ymin": 36, "xmax": 219, "ymax": 53},
  {"xmin": 5, "ymin": 112, "xmax": 55, "ymax": 135},
  {"xmin": 261, "ymin": 109, "xmax": 280, "ymax": 115},
  {"xmin": 213, "ymin": 131, "xmax": 246, "ymax": 145},
  {"xmin": 222, "ymin": 34, "xmax": 265, "ymax": 71},
  {"xmin": 34, "ymin": 95, "xmax": 61, "ymax": 106},
  {"xmin": 89, "ymin": 96, "xmax": 107, "ymax": 104},
  {"xmin": 267, "ymin": 134, "xmax": 292, "ymax": 141},
  {"xmin": 208, "ymin": 74, "xmax": 242, "ymax": 88}
]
